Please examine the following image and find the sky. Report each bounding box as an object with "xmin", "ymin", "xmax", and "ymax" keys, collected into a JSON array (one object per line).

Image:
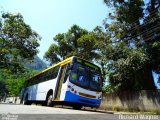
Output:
[{"xmin": 0, "ymin": 0, "xmax": 108, "ymax": 59}]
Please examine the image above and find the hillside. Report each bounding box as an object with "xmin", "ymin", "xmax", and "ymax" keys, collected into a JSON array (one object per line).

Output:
[{"xmin": 25, "ymin": 56, "xmax": 47, "ymax": 70}]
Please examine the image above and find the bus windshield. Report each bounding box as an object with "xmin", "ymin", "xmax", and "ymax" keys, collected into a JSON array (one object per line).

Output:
[{"xmin": 69, "ymin": 62, "xmax": 101, "ymax": 91}]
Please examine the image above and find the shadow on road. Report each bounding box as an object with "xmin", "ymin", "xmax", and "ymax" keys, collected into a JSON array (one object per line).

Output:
[
  {"xmin": 82, "ymin": 109, "xmax": 114, "ymax": 114},
  {"xmin": 54, "ymin": 105, "xmax": 114, "ymax": 114},
  {"xmin": 0, "ymin": 102, "xmax": 114, "ymax": 114}
]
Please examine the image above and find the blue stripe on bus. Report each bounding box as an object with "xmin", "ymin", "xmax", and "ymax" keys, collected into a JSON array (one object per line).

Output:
[{"xmin": 64, "ymin": 91, "xmax": 101, "ymax": 107}]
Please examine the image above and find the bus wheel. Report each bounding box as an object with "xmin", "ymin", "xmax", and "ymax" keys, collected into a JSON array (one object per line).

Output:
[
  {"xmin": 46, "ymin": 94, "xmax": 53, "ymax": 107},
  {"xmin": 73, "ymin": 105, "xmax": 82, "ymax": 110},
  {"xmin": 23, "ymin": 94, "xmax": 29, "ymax": 105}
]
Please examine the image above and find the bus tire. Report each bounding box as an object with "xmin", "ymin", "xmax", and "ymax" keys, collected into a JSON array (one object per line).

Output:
[
  {"xmin": 20, "ymin": 98, "xmax": 23, "ymax": 104},
  {"xmin": 73, "ymin": 105, "xmax": 82, "ymax": 110},
  {"xmin": 23, "ymin": 94, "xmax": 29, "ymax": 105},
  {"xmin": 46, "ymin": 94, "xmax": 53, "ymax": 107}
]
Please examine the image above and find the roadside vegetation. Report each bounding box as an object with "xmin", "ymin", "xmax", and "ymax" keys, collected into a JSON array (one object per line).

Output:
[{"xmin": 0, "ymin": 13, "xmax": 40, "ymax": 97}]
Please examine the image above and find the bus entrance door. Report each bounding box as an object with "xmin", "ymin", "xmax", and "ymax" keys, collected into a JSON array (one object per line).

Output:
[{"xmin": 54, "ymin": 64, "xmax": 67, "ymax": 101}]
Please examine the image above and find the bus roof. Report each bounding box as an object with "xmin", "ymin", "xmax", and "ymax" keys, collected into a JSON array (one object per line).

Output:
[
  {"xmin": 28, "ymin": 56, "xmax": 74, "ymax": 80},
  {"xmin": 27, "ymin": 56, "xmax": 100, "ymax": 80}
]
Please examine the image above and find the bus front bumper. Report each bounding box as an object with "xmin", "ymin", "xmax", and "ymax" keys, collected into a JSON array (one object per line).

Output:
[{"xmin": 64, "ymin": 91, "xmax": 101, "ymax": 107}]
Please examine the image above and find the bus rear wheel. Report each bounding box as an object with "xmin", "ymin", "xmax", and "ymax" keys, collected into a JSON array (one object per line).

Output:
[
  {"xmin": 23, "ymin": 94, "xmax": 30, "ymax": 105},
  {"xmin": 46, "ymin": 94, "xmax": 53, "ymax": 107}
]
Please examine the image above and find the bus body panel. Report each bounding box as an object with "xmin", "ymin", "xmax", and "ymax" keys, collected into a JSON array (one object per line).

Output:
[
  {"xmin": 36, "ymin": 78, "xmax": 57, "ymax": 100},
  {"xmin": 59, "ymin": 77, "xmax": 102, "ymax": 107},
  {"xmin": 64, "ymin": 91, "xmax": 101, "ymax": 107},
  {"xmin": 25, "ymin": 78, "xmax": 58, "ymax": 101},
  {"xmin": 63, "ymin": 81, "xmax": 102, "ymax": 107}
]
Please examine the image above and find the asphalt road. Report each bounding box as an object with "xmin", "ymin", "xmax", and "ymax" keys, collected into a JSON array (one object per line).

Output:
[
  {"xmin": 0, "ymin": 103, "xmax": 118, "ymax": 120},
  {"xmin": 1, "ymin": 103, "xmax": 158, "ymax": 120}
]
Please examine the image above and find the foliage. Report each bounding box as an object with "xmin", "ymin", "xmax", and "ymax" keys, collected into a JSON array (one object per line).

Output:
[
  {"xmin": 0, "ymin": 12, "xmax": 41, "ymax": 97},
  {"xmin": 92, "ymin": 26, "xmax": 111, "ymax": 85},
  {"xmin": 102, "ymin": 84, "xmax": 114, "ymax": 93},
  {"xmin": 44, "ymin": 25, "xmax": 85, "ymax": 63},
  {"xmin": 0, "ymin": 12, "xmax": 40, "ymax": 73},
  {"xmin": 101, "ymin": 0, "xmax": 160, "ymax": 91},
  {"xmin": 0, "ymin": 68, "xmax": 39, "ymax": 96},
  {"xmin": 44, "ymin": 25, "xmax": 99, "ymax": 64},
  {"xmin": 107, "ymin": 43, "xmax": 149, "ymax": 91}
]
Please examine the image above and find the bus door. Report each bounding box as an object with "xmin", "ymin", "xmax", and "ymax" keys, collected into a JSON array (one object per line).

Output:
[{"xmin": 54, "ymin": 64, "xmax": 68, "ymax": 101}]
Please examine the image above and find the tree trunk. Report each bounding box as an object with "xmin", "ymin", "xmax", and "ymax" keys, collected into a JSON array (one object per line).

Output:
[{"xmin": 143, "ymin": 63, "xmax": 156, "ymax": 90}]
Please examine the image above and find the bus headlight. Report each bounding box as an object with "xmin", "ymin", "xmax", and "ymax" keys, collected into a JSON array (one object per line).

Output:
[{"xmin": 71, "ymin": 88, "xmax": 74, "ymax": 91}]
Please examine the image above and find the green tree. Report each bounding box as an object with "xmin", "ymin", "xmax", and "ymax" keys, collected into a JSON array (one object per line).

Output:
[
  {"xmin": 92, "ymin": 26, "xmax": 110, "ymax": 86},
  {"xmin": 143, "ymin": 0, "xmax": 160, "ymax": 71},
  {"xmin": 0, "ymin": 68, "xmax": 39, "ymax": 96},
  {"xmin": 44, "ymin": 25, "xmax": 99, "ymax": 64},
  {"xmin": 77, "ymin": 32, "xmax": 99, "ymax": 60},
  {"xmin": 102, "ymin": 0, "xmax": 159, "ymax": 91},
  {"xmin": 0, "ymin": 12, "xmax": 40, "ymax": 72}
]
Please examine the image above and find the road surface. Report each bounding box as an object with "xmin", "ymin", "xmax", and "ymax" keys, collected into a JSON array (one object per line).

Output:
[
  {"xmin": 0, "ymin": 103, "xmax": 117, "ymax": 120},
  {"xmin": 1, "ymin": 103, "xmax": 157, "ymax": 120}
]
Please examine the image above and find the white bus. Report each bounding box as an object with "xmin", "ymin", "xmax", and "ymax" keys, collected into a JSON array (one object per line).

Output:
[{"xmin": 20, "ymin": 56, "xmax": 102, "ymax": 109}]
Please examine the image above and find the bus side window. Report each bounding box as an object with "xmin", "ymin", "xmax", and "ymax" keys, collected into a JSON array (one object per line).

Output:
[
  {"xmin": 45, "ymin": 70, "xmax": 51, "ymax": 80},
  {"xmin": 52, "ymin": 66, "xmax": 60, "ymax": 79},
  {"xmin": 43, "ymin": 72, "xmax": 47, "ymax": 81},
  {"xmin": 28, "ymin": 79, "xmax": 33, "ymax": 86},
  {"xmin": 32, "ymin": 77, "xmax": 36, "ymax": 85},
  {"xmin": 33, "ymin": 76, "xmax": 37, "ymax": 85},
  {"xmin": 36, "ymin": 74, "xmax": 41, "ymax": 84},
  {"xmin": 49, "ymin": 68, "xmax": 54, "ymax": 80},
  {"xmin": 25, "ymin": 81, "xmax": 29, "ymax": 87},
  {"xmin": 45, "ymin": 66, "xmax": 60, "ymax": 81},
  {"xmin": 39, "ymin": 73, "xmax": 43, "ymax": 83},
  {"xmin": 63, "ymin": 64, "xmax": 71, "ymax": 83},
  {"xmin": 50, "ymin": 68, "xmax": 55, "ymax": 79}
]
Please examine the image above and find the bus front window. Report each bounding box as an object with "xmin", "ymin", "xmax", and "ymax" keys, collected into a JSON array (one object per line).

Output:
[
  {"xmin": 90, "ymin": 70, "xmax": 101, "ymax": 91},
  {"xmin": 70, "ymin": 63, "xmax": 101, "ymax": 91},
  {"xmin": 70, "ymin": 64, "xmax": 89, "ymax": 88}
]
